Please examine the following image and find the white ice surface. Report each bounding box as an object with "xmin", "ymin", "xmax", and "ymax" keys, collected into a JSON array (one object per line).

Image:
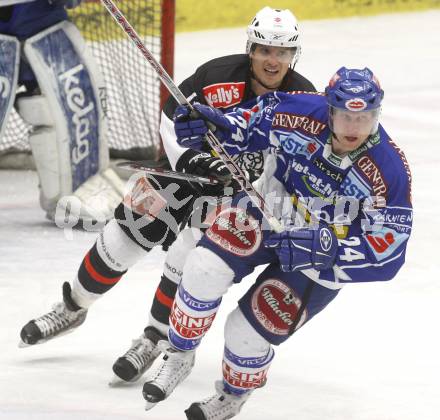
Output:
[{"xmin": 1, "ymin": 10, "xmax": 440, "ymax": 420}]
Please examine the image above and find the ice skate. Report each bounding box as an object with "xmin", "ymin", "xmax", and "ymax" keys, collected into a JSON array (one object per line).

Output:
[
  {"xmin": 184, "ymin": 381, "xmax": 252, "ymax": 420},
  {"xmin": 19, "ymin": 282, "xmax": 87, "ymax": 347},
  {"xmin": 109, "ymin": 326, "xmax": 165, "ymax": 386},
  {"xmin": 142, "ymin": 341, "xmax": 195, "ymax": 410}
]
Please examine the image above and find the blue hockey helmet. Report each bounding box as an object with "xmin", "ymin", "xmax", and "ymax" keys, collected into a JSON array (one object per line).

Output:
[
  {"xmin": 325, "ymin": 67, "xmax": 384, "ymax": 112},
  {"xmin": 325, "ymin": 67, "xmax": 384, "ymax": 145}
]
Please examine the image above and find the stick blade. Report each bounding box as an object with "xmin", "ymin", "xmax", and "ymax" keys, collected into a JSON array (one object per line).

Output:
[{"xmin": 117, "ymin": 161, "xmax": 220, "ymax": 185}]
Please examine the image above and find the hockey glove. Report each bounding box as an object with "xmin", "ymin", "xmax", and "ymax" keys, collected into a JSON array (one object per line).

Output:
[
  {"xmin": 264, "ymin": 226, "xmax": 337, "ymax": 272},
  {"xmin": 176, "ymin": 149, "xmax": 232, "ymax": 195},
  {"xmin": 48, "ymin": 0, "xmax": 83, "ymax": 9},
  {"xmin": 174, "ymin": 103, "xmax": 232, "ymax": 151}
]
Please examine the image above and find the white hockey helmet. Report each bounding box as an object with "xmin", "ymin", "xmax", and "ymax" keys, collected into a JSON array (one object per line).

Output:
[{"xmin": 246, "ymin": 7, "xmax": 301, "ymax": 64}]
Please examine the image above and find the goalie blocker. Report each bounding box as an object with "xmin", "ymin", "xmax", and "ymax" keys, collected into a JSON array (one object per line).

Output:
[{"xmin": 15, "ymin": 20, "xmax": 124, "ymax": 223}]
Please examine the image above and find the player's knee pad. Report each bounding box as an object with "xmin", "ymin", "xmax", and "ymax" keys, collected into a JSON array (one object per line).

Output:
[
  {"xmin": 0, "ymin": 33, "xmax": 19, "ymax": 141},
  {"xmin": 182, "ymin": 246, "xmax": 235, "ymax": 301},
  {"xmin": 223, "ymin": 308, "xmax": 274, "ymax": 394},
  {"xmin": 163, "ymin": 227, "xmax": 203, "ymax": 284},
  {"xmin": 18, "ymin": 20, "xmax": 122, "ymax": 222}
]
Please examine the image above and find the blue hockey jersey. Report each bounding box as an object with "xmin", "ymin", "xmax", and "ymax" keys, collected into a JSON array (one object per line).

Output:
[{"xmin": 222, "ymin": 91, "xmax": 413, "ymax": 287}]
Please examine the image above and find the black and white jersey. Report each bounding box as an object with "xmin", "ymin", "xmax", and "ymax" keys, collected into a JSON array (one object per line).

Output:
[{"xmin": 160, "ymin": 53, "xmax": 316, "ymax": 178}]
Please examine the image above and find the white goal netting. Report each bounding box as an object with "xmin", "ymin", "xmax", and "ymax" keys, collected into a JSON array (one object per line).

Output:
[{"xmin": 0, "ymin": 0, "xmax": 174, "ymax": 164}]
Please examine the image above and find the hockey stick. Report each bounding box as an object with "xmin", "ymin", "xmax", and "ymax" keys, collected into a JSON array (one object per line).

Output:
[
  {"xmin": 100, "ymin": 0, "xmax": 282, "ymax": 233},
  {"xmin": 117, "ymin": 161, "xmax": 220, "ymax": 185}
]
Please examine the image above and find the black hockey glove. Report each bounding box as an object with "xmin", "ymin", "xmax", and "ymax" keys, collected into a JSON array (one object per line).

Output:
[{"xmin": 176, "ymin": 149, "xmax": 232, "ymax": 196}]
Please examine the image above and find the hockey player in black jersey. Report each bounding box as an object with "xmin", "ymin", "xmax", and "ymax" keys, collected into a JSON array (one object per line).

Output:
[{"xmin": 19, "ymin": 6, "xmax": 316, "ymax": 386}]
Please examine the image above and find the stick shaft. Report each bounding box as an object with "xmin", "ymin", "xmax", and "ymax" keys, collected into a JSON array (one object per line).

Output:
[{"xmin": 100, "ymin": 0, "xmax": 282, "ymax": 232}]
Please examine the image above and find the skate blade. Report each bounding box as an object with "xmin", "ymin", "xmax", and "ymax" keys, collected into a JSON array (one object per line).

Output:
[
  {"xmin": 108, "ymin": 375, "xmax": 140, "ymax": 388},
  {"xmin": 108, "ymin": 375, "xmax": 124, "ymax": 387},
  {"xmin": 145, "ymin": 400, "xmax": 158, "ymax": 411},
  {"xmin": 18, "ymin": 338, "xmax": 49, "ymax": 348}
]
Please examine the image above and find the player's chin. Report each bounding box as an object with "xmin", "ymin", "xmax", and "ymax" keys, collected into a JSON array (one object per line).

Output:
[
  {"xmin": 340, "ymin": 137, "xmax": 365, "ymax": 152},
  {"xmin": 262, "ymin": 71, "xmax": 282, "ymax": 87},
  {"xmin": 343, "ymin": 136, "xmax": 361, "ymax": 144}
]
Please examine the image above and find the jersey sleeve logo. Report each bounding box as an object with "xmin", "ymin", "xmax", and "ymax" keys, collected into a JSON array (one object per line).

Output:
[
  {"xmin": 355, "ymin": 155, "xmax": 388, "ymax": 200},
  {"xmin": 365, "ymin": 227, "xmax": 409, "ymax": 261},
  {"xmin": 203, "ymin": 82, "xmax": 246, "ymax": 108}
]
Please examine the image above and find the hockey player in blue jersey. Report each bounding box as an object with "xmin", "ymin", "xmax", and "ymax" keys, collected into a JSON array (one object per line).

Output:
[
  {"xmin": 140, "ymin": 67, "xmax": 413, "ymax": 420},
  {"xmin": 0, "ymin": 0, "xmax": 124, "ymax": 224}
]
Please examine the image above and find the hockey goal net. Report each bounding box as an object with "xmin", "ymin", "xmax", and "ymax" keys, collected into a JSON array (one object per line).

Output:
[{"xmin": 0, "ymin": 0, "xmax": 175, "ymax": 167}]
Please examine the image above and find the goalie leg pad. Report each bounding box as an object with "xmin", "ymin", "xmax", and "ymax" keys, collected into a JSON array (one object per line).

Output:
[
  {"xmin": 18, "ymin": 95, "xmax": 123, "ymax": 223},
  {"xmin": 20, "ymin": 20, "xmax": 120, "ymax": 221},
  {"xmin": 17, "ymin": 95, "xmax": 60, "ymax": 207},
  {"xmin": 0, "ymin": 34, "xmax": 19, "ymax": 140},
  {"xmin": 65, "ymin": 167, "xmax": 125, "ymax": 225},
  {"xmin": 23, "ymin": 20, "xmax": 107, "ymax": 192}
]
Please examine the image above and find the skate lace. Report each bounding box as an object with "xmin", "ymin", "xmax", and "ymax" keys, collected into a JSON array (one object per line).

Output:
[
  {"xmin": 150, "ymin": 341, "xmax": 195, "ymax": 393},
  {"xmin": 123, "ymin": 336, "xmax": 157, "ymax": 372},
  {"xmin": 34, "ymin": 303, "xmax": 81, "ymax": 338},
  {"xmin": 197, "ymin": 381, "xmax": 252, "ymax": 420}
]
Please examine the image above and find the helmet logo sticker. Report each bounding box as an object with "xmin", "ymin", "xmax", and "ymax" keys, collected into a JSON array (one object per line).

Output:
[
  {"xmin": 345, "ymin": 98, "xmax": 367, "ymax": 111},
  {"xmin": 345, "ymin": 86, "xmax": 363, "ymax": 93}
]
